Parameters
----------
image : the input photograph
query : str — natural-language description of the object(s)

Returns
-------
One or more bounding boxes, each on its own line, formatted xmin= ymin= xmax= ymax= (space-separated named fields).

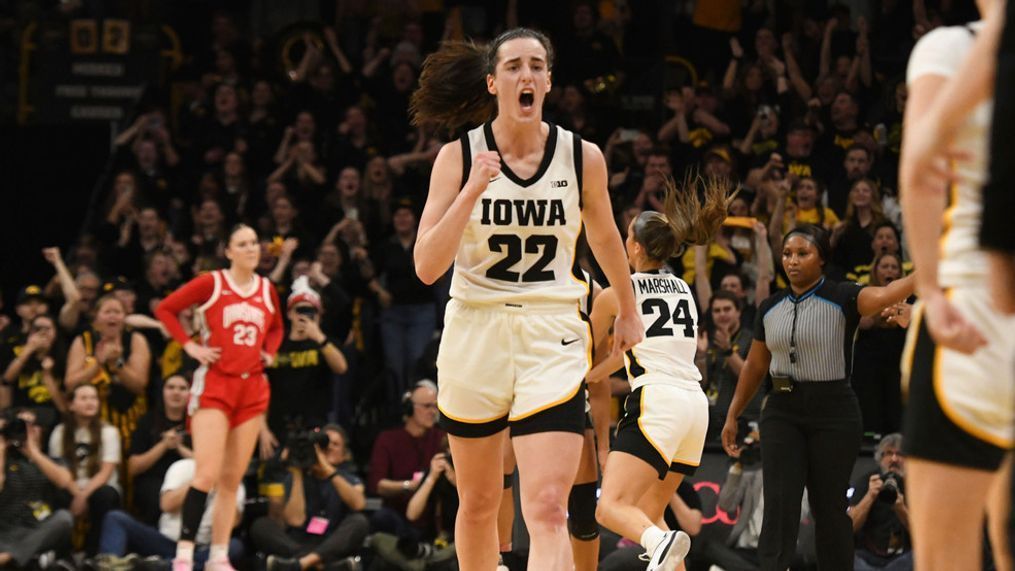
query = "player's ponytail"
xmin=411 ymin=27 xmax=554 ymax=131
xmin=410 ymin=41 xmax=495 ymax=131
xmin=633 ymin=174 xmax=735 ymax=262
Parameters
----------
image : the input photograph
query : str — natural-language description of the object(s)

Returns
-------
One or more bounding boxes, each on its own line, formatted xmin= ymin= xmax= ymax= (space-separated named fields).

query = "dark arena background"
xmin=0 ymin=1 xmax=990 ymax=570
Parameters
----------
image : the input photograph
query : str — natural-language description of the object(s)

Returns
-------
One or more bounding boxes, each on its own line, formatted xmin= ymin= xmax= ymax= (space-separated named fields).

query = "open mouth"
xmin=519 ymin=91 xmax=535 ymax=109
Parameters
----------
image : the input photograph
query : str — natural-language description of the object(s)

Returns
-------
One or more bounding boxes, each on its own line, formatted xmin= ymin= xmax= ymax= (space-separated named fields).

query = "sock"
xmin=179 ymin=487 xmax=210 ymax=542
xmin=639 ymin=526 xmax=666 ymax=554
xmin=175 ymin=542 xmax=195 ymax=562
xmin=209 ymin=545 xmax=228 ymax=562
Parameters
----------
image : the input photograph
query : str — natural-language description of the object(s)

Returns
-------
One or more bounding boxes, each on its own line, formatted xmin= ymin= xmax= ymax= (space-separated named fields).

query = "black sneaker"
xmin=266 ymin=555 xmax=302 ymax=571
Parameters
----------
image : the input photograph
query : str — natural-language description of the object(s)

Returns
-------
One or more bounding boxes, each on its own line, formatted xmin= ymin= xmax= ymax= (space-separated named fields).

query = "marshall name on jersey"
xmin=451 ymin=122 xmax=587 ymax=306
xmin=625 ymin=271 xmax=701 ymax=390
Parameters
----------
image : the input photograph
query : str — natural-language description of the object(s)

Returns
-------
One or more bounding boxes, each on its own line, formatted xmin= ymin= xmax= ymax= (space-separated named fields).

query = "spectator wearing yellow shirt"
xmin=791 ymin=176 xmax=839 ymax=231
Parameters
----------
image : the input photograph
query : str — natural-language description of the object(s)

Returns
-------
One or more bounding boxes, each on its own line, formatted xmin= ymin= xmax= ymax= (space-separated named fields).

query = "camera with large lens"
xmin=877 ymin=471 xmax=902 ymax=504
xmin=287 ymin=427 xmax=329 ymax=469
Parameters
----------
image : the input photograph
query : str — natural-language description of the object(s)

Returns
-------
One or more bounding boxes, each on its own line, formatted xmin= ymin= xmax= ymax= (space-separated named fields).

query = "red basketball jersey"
xmin=157 ymin=270 xmax=284 ymax=377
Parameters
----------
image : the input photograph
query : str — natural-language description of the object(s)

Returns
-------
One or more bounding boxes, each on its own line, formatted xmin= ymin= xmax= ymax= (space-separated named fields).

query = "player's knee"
xmin=191 ymin=465 xmax=221 ymax=490
xmin=567 ymin=482 xmax=600 ymax=541
xmin=458 ymin=485 xmax=501 ymax=520
xmin=524 ymin=483 xmax=569 ymax=528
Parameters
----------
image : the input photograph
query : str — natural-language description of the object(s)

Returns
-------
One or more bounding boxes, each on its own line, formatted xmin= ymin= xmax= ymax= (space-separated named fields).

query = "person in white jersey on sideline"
xmin=409 ymin=27 xmax=643 ymax=570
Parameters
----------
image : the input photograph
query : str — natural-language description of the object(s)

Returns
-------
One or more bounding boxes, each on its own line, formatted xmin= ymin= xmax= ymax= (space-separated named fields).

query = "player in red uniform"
xmin=155 ymin=224 xmax=283 ymax=571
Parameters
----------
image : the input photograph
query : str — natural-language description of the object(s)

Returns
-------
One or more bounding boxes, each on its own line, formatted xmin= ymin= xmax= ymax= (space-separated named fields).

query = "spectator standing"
xmin=374 ymin=200 xmax=435 ymax=392
xmin=2 ymin=314 xmax=67 ymax=429
xmin=64 ymin=295 xmax=151 ymax=452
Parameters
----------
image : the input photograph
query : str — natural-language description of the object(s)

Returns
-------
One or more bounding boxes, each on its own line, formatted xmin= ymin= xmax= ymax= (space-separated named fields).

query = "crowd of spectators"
xmin=1 ymin=0 xmax=976 ymax=569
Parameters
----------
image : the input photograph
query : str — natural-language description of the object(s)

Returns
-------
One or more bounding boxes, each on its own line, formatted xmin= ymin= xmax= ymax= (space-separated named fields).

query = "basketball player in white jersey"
xmin=496 ymin=267 xmax=610 ymax=571
xmin=590 ymin=176 xmax=732 ymax=571
xmin=409 ymin=28 xmax=642 ymax=570
xmin=900 ymin=2 xmax=1013 ymax=568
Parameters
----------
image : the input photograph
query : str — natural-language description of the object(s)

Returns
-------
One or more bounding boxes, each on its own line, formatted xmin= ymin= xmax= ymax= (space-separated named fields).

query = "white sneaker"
xmin=646 ymin=530 xmax=691 ymax=571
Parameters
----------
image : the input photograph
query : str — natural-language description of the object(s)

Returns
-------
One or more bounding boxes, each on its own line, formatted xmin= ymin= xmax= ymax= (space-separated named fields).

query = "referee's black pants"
xmin=757 ymin=381 xmax=862 ymax=571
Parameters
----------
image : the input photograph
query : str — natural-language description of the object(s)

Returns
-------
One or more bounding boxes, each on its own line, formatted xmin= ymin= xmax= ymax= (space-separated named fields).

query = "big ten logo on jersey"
xmin=222 ymin=301 xmax=266 ymax=346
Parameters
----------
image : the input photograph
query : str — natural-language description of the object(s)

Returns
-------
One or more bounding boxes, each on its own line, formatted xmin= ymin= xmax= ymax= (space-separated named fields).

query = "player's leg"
xmin=986 ymin=455 xmax=1013 ymax=571
xmin=175 ymin=407 xmax=229 ymax=566
xmin=498 ymin=433 xmax=516 ymax=561
xmin=636 ymin=470 xmax=683 ymax=531
xmin=513 ymin=430 xmax=583 ymax=570
xmin=570 ymin=428 xmax=600 ymax=571
xmin=907 ymin=459 xmax=993 ymax=571
xmin=449 ymin=431 xmax=508 ymax=570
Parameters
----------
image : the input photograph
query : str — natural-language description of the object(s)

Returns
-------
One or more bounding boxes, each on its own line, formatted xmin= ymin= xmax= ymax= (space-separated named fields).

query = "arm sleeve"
xmin=367 ymin=432 xmax=391 ymax=494
xmin=754 ymin=298 xmax=772 ymax=342
xmin=155 ymin=273 xmax=215 ymax=346
xmin=263 ymin=285 xmax=285 ymax=357
xmin=834 ymin=281 xmax=865 ymax=316
xmin=906 ymin=27 xmax=969 ymax=84
xmin=101 ymin=425 xmax=121 ymax=464
xmin=982 ymin=9 xmax=1015 ymax=252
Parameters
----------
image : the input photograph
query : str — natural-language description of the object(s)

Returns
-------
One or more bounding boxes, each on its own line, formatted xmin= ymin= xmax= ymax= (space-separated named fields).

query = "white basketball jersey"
xmin=624 ymin=270 xmax=702 ymax=390
xmin=450 ymin=122 xmax=587 ymax=306
xmin=907 ymin=22 xmax=992 ymax=288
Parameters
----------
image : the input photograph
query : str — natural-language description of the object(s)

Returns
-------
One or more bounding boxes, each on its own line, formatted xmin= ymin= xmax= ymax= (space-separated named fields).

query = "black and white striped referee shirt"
xmin=755 ymin=277 xmax=865 ymax=382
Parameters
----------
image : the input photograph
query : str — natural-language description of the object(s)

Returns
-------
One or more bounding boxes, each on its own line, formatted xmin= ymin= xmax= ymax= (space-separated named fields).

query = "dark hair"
xmin=227 ymin=223 xmax=256 ymax=245
xmin=410 ymin=27 xmax=554 ymax=130
xmin=62 ymin=384 xmax=103 ymax=479
xmin=709 ymin=289 xmax=742 ymax=312
xmin=782 ymin=224 xmax=832 ymax=263
xmin=873 ymin=220 xmax=899 ymax=239
xmin=869 ymin=252 xmax=904 ymax=287
xmin=632 ymin=174 xmax=734 ymax=262
xmin=845 ymin=143 xmax=870 ymax=159
xmin=792 ymin=176 xmax=827 ymax=227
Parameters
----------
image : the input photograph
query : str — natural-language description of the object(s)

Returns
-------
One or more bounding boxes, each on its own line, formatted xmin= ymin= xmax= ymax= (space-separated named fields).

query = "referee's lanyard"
xmin=788 ymin=277 xmax=825 ymax=366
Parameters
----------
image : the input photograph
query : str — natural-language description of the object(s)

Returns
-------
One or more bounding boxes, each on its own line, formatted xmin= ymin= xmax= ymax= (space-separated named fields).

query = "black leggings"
xmin=249 ymin=514 xmax=369 ymax=563
xmin=757 ymin=381 xmax=862 ymax=571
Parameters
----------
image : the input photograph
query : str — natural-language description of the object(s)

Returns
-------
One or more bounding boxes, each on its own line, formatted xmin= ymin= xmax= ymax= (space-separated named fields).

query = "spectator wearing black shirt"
xmin=1 ymin=315 xmax=67 ymax=430
xmin=251 ymin=425 xmax=368 ymax=571
xmin=746 ymin=122 xmax=829 ymax=191
xmin=263 ymin=279 xmax=349 ymax=449
xmin=127 ymin=374 xmax=192 ymax=526
xmin=374 ymin=201 xmax=435 ymax=390
xmin=722 ymin=225 xmax=914 ymax=570
xmin=831 ymin=178 xmax=887 ymax=276
xmin=555 ymin=1 xmax=621 ymax=87
xmin=820 ymin=90 xmax=862 ymax=166
xmin=852 ymin=253 xmax=910 ymax=436
xmin=195 ymin=83 xmax=246 ymax=169
xmin=333 ymin=106 xmax=382 ymax=172
xmin=828 ymin=143 xmax=876 ymax=219
xmin=0 ymin=414 xmax=75 ymax=568
xmin=848 ymin=434 xmax=912 ymax=570
xmin=700 ymin=291 xmax=757 ymax=439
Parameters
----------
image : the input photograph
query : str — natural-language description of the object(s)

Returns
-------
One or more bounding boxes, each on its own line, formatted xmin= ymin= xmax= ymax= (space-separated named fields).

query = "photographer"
xmin=250 ymin=424 xmax=368 ymax=571
xmin=847 ymin=434 xmax=912 ymax=570
xmin=261 ymin=277 xmax=349 ymax=459
xmin=0 ymin=413 xmax=75 ymax=568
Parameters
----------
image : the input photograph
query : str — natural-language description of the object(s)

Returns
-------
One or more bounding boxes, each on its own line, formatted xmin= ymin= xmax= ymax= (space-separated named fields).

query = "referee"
xmin=721 ymin=225 xmax=915 ymax=570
